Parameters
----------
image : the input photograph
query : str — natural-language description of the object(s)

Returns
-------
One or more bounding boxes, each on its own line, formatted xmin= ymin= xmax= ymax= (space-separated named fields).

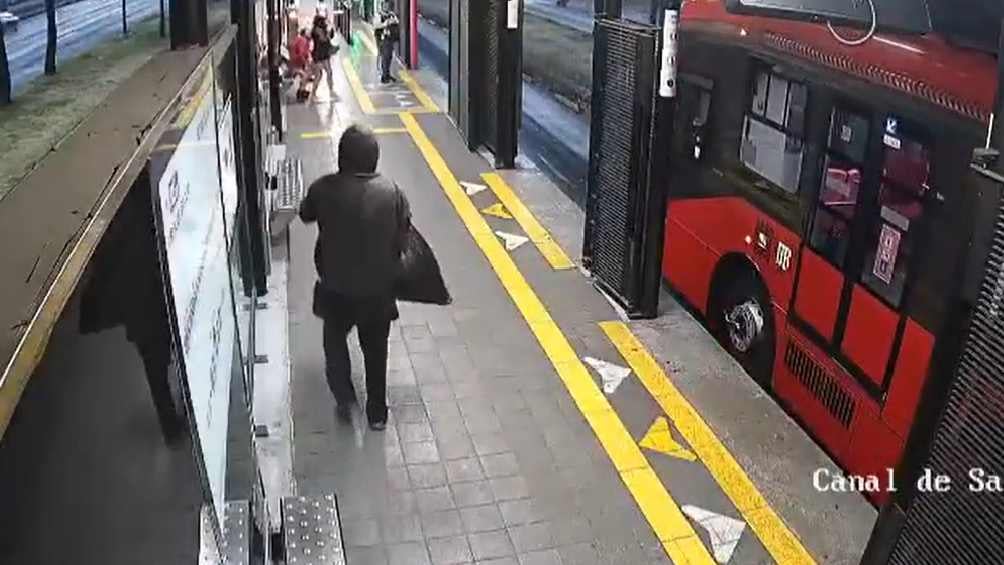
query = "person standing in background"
xmin=374 ymin=1 xmax=399 ymax=84
xmin=308 ymin=12 xmax=337 ymax=103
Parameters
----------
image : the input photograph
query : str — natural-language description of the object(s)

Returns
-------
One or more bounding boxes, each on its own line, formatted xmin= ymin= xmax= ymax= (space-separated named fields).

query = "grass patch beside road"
xmin=0 ymin=17 xmax=165 ymax=201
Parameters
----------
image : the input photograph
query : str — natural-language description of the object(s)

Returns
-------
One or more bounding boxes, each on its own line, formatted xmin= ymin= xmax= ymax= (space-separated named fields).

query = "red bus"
xmin=661 ymin=0 xmax=997 ymax=504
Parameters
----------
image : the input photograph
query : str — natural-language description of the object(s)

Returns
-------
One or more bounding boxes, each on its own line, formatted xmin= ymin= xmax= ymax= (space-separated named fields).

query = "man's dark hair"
xmin=338 ymin=125 xmax=380 ymax=174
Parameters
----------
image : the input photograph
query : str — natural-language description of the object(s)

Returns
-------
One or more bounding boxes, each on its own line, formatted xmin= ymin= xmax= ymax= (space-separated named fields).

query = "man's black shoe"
xmin=368 ymin=420 xmax=387 ymax=431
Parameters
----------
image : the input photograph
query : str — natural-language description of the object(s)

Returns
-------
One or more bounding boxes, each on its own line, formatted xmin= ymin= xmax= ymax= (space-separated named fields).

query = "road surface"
xmin=2 ymin=0 xmax=159 ymax=93
xmin=419 ymin=16 xmax=591 ymax=208
xmin=525 ymin=0 xmax=651 ymax=33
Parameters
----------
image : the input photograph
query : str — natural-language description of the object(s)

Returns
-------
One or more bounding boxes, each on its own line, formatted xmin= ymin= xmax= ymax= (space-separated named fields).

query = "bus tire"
xmin=710 ymin=267 xmax=775 ymax=389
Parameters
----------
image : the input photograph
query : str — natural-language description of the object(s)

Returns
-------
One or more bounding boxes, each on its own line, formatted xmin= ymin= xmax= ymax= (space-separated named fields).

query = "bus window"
xmin=860 ymin=129 xmax=932 ymax=306
xmin=740 ymin=68 xmax=807 ymax=195
xmin=672 ymin=77 xmax=713 ymax=162
xmin=808 ymin=108 xmax=869 ymax=267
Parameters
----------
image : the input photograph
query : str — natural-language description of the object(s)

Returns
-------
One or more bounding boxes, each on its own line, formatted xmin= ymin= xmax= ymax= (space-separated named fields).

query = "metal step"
xmin=281 ymin=494 xmax=346 ymax=564
xmin=270 ymin=156 xmax=304 ymax=238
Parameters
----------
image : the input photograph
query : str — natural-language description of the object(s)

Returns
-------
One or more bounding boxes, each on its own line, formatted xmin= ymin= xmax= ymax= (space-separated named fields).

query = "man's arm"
xmin=299 ymin=182 xmax=318 ymax=223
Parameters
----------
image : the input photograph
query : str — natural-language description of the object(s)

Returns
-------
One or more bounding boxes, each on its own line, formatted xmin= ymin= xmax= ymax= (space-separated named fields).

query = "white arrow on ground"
xmin=582 ymin=356 xmax=631 ymax=394
xmin=461 ymin=181 xmax=487 ymax=196
xmin=681 ymin=505 xmax=747 ymax=564
xmin=495 ymin=231 xmax=529 ymax=251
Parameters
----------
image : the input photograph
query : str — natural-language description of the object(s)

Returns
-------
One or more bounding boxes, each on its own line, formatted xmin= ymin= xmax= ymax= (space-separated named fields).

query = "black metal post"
xmin=265 ymin=0 xmax=282 ymax=138
xmin=0 ymin=18 xmax=10 ymax=105
xmin=170 ymin=0 xmax=209 ymax=48
xmin=159 ymin=0 xmax=166 ymax=37
xmin=594 ymin=0 xmax=622 ymax=19
xmin=495 ymin=0 xmax=521 ymax=169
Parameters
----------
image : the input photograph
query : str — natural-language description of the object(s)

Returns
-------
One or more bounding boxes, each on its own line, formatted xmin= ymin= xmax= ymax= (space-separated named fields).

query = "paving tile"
xmin=453 ymin=380 xmax=490 ymax=399
xmin=489 ymin=476 xmax=530 ymax=502
xmin=429 ymin=535 xmax=474 ymax=565
xmin=388 ymin=385 xmax=422 ymax=406
xmin=498 ymin=499 xmax=544 ymax=527
xmin=468 ymin=530 xmax=516 ymax=561
xmin=451 ymin=480 xmax=496 ymax=508
xmin=421 ymin=383 xmax=456 ymax=402
xmin=517 ymin=549 xmax=562 ymax=565
xmin=555 ymin=543 xmax=601 ymax=565
xmin=472 ymin=432 xmax=510 ymax=456
xmin=380 ymin=513 xmax=424 ymax=544
xmin=550 ymin=516 xmax=594 ymax=546
xmin=404 ymin=441 xmax=441 ymax=465
xmin=387 ymin=541 xmax=431 ymax=565
xmin=416 ymin=486 xmax=457 ymax=514
xmin=344 ymin=517 xmax=382 ymax=547
xmin=460 ymin=504 xmax=505 ymax=533
xmin=480 ymin=453 xmax=519 ymax=478
xmin=421 ymin=509 xmax=465 ymax=540
xmin=509 ymin=522 xmax=555 ymax=554
xmin=393 ymin=404 xmax=430 ymax=424
xmin=346 ymin=545 xmax=390 ymax=565
xmin=432 ymin=414 xmax=469 ymax=437
xmin=445 ymin=457 xmax=486 ymax=484
xmin=465 ymin=412 xmax=503 ymax=435
xmin=409 ymin=463 xmax=448 ymax=489
xmin=400 ymin=421 xmax=436 ymax=443
xmin=384 ymin=489 xmax=417 ymax=515
xmin=387 ymin=466 xmax=411 ymax=491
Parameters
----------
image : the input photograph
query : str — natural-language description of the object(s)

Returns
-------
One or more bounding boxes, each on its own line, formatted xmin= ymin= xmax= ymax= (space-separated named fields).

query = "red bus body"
xmin=662 ymin=0 xmax=997 ymax=504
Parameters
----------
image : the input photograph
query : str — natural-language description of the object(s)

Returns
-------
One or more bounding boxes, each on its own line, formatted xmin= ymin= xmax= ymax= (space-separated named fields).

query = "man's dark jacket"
xmin=298 ymin=132 xmax=411 ymax=299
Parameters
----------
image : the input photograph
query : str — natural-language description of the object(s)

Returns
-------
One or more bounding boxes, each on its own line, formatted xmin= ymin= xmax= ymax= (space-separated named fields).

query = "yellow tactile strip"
xmin=399 ymin=112 xmax=716 ymax=565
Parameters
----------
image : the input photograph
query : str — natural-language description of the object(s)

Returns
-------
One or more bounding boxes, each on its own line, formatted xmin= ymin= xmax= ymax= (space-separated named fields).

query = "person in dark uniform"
xmin=374 ymin=1 xmax=399 ymax=83
xmin=79 ymin=177 xmax=184 ymax=445
xmin=299 ymin=124 xmax=411 ymax=431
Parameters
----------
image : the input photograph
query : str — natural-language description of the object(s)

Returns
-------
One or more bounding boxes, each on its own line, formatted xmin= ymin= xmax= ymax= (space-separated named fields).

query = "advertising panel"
xmin=154 ymin=66 xmax=236 ymax=528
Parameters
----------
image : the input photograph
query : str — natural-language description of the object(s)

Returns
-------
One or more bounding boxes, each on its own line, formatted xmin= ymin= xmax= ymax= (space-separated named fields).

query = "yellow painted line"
xmin=599 ymin=321 xmax=817 ymax=565
xmin=482 ymin=173 xmax=575 ymax=271
xmin=300 ymin=127 xmax=407 ymax=139
xmin=342 ymin=57 xmax=376 ymax=114
xmin=399 ymin=68 xmax=441 ymax=113
xmin=399 ymin=112 xmax=714 ymax=565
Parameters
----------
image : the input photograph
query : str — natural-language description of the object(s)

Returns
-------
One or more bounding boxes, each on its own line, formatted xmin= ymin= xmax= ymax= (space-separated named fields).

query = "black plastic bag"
xmin=395 ymin=224 xmax=451 ymax=305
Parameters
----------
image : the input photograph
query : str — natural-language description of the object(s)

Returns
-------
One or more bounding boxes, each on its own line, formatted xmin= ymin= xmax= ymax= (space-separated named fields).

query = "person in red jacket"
xmin=290 ymin=28 xmax=312 ymax=99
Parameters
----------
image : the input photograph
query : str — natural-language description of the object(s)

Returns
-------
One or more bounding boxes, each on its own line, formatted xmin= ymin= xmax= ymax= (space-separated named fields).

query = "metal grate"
xmin=481 ymin=0 xmax=500 ymax=153
xmin=223 ymin=501 xmax=251 ymax=565
xmin=887 ymin=199 xmax=1004 ymax=563
xmin=785 ymin=341 xmax=856 ymax=428
xmin=586 ymin=20 xmax=658 ymax=314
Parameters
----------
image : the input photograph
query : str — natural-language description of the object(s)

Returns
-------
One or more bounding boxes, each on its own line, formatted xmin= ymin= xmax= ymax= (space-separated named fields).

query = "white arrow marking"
xmin=582 ymin=357 xmax=631 ymax=394
xmin=681 ymin=505 xmax=746 ymax=564
xmin=461 ymin=181 xmax=487 ymax=196
xmin=495 ymin=231 xmax=529 ymax=251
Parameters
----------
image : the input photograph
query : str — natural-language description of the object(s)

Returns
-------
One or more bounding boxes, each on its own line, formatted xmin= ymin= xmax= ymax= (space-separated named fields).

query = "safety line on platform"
xmin=481 ymin=173 xmax=575 ymax=271
xmin=600 ymin=321 xmax=816 ymax=565
xmin=398 ymin=111 xmax=716 ymax=565
xmin=300 ymin=127 xmax=407 ymax=139
xmin=341 ymin=56 xmax=377 ymax=114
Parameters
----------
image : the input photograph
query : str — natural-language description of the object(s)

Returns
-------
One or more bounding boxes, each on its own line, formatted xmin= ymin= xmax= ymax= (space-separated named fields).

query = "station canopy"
xmin=724 ymin=0 xmax=1004 ymax=54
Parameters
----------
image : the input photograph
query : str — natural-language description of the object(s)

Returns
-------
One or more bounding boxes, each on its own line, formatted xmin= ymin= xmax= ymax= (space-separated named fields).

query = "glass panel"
xmin=829 ymin=108 xmax=870 ymax=162
xmin=786 ymin=82 xmax=807 ymax=133
xmin=819 ymin=158 xmax=862 ymax=221
xmin=883 ymin=138 xmax=931 ymax=193
xmin=810 ymin=208 xmax=853 ymax=267
xmin=766 ymin=74 xmax=789 ymax=125
xmin=741 ymin=117 xmax=804 ymax=194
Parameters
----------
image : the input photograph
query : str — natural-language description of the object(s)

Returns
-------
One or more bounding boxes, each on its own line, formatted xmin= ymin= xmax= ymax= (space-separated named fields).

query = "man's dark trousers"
xmin=321 ymin=291 xmax=395 ymax=424
xmin=379 ymin=38 xmax=395 ymax=81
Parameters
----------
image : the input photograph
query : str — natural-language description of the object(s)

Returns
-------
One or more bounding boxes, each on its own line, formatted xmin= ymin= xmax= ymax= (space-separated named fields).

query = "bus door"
xmin=786 ymin=105 xmax=936 ymax=467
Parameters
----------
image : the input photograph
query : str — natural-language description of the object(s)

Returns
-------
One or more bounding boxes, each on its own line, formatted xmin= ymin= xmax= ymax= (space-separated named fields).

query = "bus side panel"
xmin=792 ymin=249 xmax=842 ymax=342
xmin=845 ymin=407 xmax=905 ymax=506
xmin=842 ymin=286 xmax=899 ymax=388
xmin=664 ymin=196 xmax=800 ymax=313
xmin=882 ymin=320 xmax=936 ymax=437
xmin=663 ymin=205 xmax=718 ymax=315
xmin=774 ymin=327 xmax=854 ymax=459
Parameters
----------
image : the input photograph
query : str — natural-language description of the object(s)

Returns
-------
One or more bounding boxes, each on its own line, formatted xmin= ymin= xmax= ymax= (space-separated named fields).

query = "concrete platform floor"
xmin=284 ymin=31 xmax=874 ymax=565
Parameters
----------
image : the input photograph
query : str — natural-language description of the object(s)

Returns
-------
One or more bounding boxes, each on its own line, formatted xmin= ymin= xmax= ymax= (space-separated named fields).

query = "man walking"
xmin=299 ymin=125 xmax=411 ymax=430
xmin=374 ymin=1 xmax=399 ymax=83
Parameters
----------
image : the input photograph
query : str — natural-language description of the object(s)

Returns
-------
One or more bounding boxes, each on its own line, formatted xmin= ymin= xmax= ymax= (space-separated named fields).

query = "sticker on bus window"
xmin=883 ymin=134 xmax=902 ymax=150
xmin=873 ymin=224 xmax=902 ymax=284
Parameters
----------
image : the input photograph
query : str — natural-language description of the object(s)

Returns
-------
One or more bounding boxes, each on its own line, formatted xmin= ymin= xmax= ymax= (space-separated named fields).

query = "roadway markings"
xmin=494 ymin=231 xmax=529 ymax=251
xmin=599 ymin=321 xmax=816 ymax=564
xmin=640 ymin=417 xmax=697 ymax=462
xmin=481 ymin=203 xmax=514 ymax=220
xmin=682 ymin=506 xmax=748 ymax=564
xmin=582 ymin=356 xmax=631 ymax=394
xmin=398 ymin=111 xmax=716 ymax=565
xmin=482 ymin=173 xmax=576 ymax=271
xmin=461 ymin=181 xmax=488 ymax=196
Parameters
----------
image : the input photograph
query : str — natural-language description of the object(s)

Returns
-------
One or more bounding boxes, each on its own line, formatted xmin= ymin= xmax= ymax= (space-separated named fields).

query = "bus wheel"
xmin=711 ymin=270 xmax=775 ymax=388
